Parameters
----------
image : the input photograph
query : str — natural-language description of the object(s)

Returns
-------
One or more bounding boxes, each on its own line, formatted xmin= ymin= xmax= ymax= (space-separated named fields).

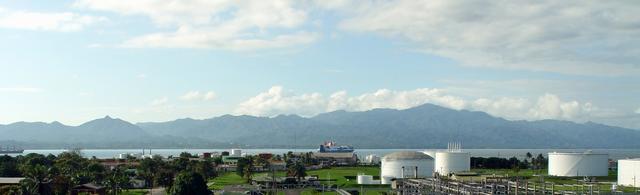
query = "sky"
xmin=0 ymin=0 xmax=639 ymax=129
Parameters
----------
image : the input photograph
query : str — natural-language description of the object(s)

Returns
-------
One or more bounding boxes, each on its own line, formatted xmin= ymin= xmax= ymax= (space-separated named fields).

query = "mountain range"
xmin=2 ymin=104 xmax=640 ymax=149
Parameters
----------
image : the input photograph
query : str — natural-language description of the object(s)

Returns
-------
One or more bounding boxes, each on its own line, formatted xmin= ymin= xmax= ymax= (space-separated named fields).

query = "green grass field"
xmin=209 ymin=172 xmax=248 ymax=190
xmin=119 ymin=189 xmax=148 ymax=195
xmin=306 ymin=166 xmax=381 ymax=187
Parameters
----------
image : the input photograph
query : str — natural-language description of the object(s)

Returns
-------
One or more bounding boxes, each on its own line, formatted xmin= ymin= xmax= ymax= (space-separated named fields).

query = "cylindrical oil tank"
xmin=618 ymin=158 xmax=640 ymax=187
xmin=365 ymin=154 xmax=381 ymax=164
xmin=434 ymin=151 xmax=470 ymax=175
xmin=548 ymin=151 xmax=608 ymax=177
xmin=381 ymin=151 xmax=434 ymax=184
xmin=421 ymin=150 xmax=437 ymax=158
xmin=357 ymin=174 xmax=374 ymax=184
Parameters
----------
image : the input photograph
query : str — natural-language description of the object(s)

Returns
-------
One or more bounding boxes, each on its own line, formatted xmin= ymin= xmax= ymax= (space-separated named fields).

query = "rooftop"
xmin=383 ymin=151 xmax=433 ymax=160
xmin=313 ymin=152 xmax=355 ymax=158
xmin=0 ymin=177 xmax=25 ymax=184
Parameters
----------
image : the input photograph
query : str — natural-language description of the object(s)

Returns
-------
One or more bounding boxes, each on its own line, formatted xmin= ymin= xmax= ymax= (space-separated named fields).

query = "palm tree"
xmin=526 ymin=152 xmax=533 ymax=168
xmin=20 ymin=164 xmax=53 ymax=195
xmin=287 ymin=161 xmax=306 ymax=182
xmin=243 ymin=156 xmax=255 ymax=183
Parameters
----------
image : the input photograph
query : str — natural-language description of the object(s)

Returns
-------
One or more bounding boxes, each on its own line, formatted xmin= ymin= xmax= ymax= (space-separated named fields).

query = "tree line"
xmin=0 ymin=151 xmax=214 ymax=195
xmin=471 ymin=152 xmax=548 ymax=170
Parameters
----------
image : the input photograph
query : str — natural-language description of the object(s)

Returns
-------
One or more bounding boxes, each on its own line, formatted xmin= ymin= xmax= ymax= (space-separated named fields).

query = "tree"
xmin=139 ymin=158 xmax=161 ymax=188
xmin=20 ymin=164 xmax=53 ymax=195
xmin=0 ymin=155 xmax=20 ymax=177
xmin=526 ymin=152 xmax=533 ymax=168
xmin=195 ymin=159 xmax=216 ymax=180
xmin=179 ymin=152 xmax=195 ymax=158
xmin=287 ymin=161 xmax=307 ymax=181
xmin=169 ymin=171 xmax=212 ymax=195
xmin=236 ymin=156 xmax=254 ymax=182
xmin=155 ymin=168 xmax=175 ymax=189
xmin=105 ymin=167 xmax=130 ymax=194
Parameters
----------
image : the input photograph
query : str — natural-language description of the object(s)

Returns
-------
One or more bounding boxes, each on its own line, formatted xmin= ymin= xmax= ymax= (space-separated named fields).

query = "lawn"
xmin=119 ymin=189 xmax=148 ymax=195
xmin=209 ymin=172 xmax=248 ymax=190
xmin=306 ymin=166 xmax=381 ymax=187
xmin=216 ymin=166 xmax=389 ymax=191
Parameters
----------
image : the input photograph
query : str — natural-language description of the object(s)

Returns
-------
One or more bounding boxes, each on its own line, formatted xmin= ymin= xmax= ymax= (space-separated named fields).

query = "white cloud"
xmin=180 ymin=91 xmax=216 ymax=101
xmin=0 ymin=8 xmax=106 ymax=32
xmin=204 ymin=91 xmax=216 ymax=101
xmin=338 ymin=1 xmax=640 ymax=76
xmin=150 ymin=97 xmax=168 ymax=106
xmin=137 ymin=74 xmax=148 ymax=79
xmin=636 ymin=107 xmax=640 ymax=114
xmin=75 ymin=0 xmax=317 ymax=50
xmin=234 ymin=86 xmax=467 ymax=117
xmin=235 ymin=86 xmax=602 ymax=123
xmin=0 ymin=87 xmax=43 ymax=93
xmin=472 ymin=94 xmax=595 ymax=121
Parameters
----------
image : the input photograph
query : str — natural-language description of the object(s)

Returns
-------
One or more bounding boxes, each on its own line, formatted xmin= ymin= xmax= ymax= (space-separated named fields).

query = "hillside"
xmin=2 ymin=104 xmax=640 ymax=149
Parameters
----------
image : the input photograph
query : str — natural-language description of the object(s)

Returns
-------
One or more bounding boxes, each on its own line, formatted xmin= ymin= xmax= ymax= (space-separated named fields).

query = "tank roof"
xmin=619 ymin=158 xmax=640 ymax=162
xmin=548 ymin=151 xmax=607 ymax=155
xmin=383 ymin=151 xmax=434 ymax=160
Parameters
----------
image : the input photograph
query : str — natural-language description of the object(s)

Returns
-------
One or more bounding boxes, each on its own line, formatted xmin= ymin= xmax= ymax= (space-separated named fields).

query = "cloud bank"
xmin=235 ymin=86 xmax=599 ymax=122
xmin=338 ymin=0 xmax=640 ymax=75
xmin=0 ymin=7 xmax=105 ymax=32
xmin=74 ymin=0 xmax=318 ymax=50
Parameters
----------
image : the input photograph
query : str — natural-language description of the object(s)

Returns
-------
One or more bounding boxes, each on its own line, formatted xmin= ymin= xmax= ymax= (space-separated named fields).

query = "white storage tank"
xmin=357 ymin=174 xmax=375 ymax=185
xmin=618 ymin=158 xmax=640 ymax=187
xmin=381 ymin=151 xmax=434 ymax=184
xmin=117 ymin=153 xmax=129 ymax=159
xmin=231 ymin=149 xmax=242 ymax=157
xmin=548 ymin=151 xmax=608 ymax=177
xmin=435 ymin=151 xmax=470 ymax=175
xmin=365 ymin=154 xmax=381 ymax=165
xmin=421 ymin=150 xmax=437 ymax=158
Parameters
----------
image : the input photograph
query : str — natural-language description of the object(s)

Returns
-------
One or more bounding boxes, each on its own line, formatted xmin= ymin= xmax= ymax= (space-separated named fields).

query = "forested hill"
xmin=2 ymin=104 xmax=640 ymax=149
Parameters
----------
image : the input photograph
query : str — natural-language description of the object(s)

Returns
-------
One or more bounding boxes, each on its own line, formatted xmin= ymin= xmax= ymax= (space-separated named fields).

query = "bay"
xmin=6 ymin=148 xmax=640 ymax=160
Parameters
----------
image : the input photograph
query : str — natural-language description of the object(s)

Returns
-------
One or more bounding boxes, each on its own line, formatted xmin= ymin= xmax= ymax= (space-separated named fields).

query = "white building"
xmin=548 ymin=151 xmax=608 ymax=177
xmin=364 ymin=154 xmax=381 ymax=165
xmin=618 ymin=158 xmax=640 ymax=187
xmin=381 ymin=151 xmax=434 ymax=184
xmin=230 ymin=149 xmax=242 ymax=157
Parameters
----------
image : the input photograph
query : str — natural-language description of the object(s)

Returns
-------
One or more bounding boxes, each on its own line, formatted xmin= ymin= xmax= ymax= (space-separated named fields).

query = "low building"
xmin=71 ymin=183 xmax=106 ymax=195
xmin=216 ymin=164 xmax=237 ymax=172
xmin=222 ymin=156 xmax=244 ymax=165
xmin=0 ymin=177 xmax=25 ymax=187
xmin=312 ymin=152 xmax=357 ymax=166
xmin=99 ymin=159 xmax=140 ymax=170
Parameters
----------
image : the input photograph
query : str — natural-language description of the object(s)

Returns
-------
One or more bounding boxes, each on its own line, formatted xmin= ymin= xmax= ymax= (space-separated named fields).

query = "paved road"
xmin=148 ymin=187 xmax=166 ymax=195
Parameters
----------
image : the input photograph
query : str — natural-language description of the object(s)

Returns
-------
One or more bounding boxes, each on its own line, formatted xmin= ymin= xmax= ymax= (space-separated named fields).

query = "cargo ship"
xmin=0 ymin=146 xmax=24 ymax=154
xmin=318 ymin=141 xmax=354 ymax=153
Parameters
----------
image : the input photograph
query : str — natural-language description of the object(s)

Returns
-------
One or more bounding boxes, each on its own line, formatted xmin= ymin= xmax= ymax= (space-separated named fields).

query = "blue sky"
xmin=1 ymin=0 xmax=639 ymax=129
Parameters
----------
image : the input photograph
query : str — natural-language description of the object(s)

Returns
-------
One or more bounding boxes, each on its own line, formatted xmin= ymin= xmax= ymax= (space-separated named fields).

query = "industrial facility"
xmin=434 ymin=142 xmax=470 ymax=176
xmin=548 ymin=151 xmax=608 ymax=177
xmin=380 ymin=151 xmax=434 ymax=184
xmin=364 ymin=154 xmax=381 ymax=165
xmin=618 ymin=158 xmax=640 ymax=187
